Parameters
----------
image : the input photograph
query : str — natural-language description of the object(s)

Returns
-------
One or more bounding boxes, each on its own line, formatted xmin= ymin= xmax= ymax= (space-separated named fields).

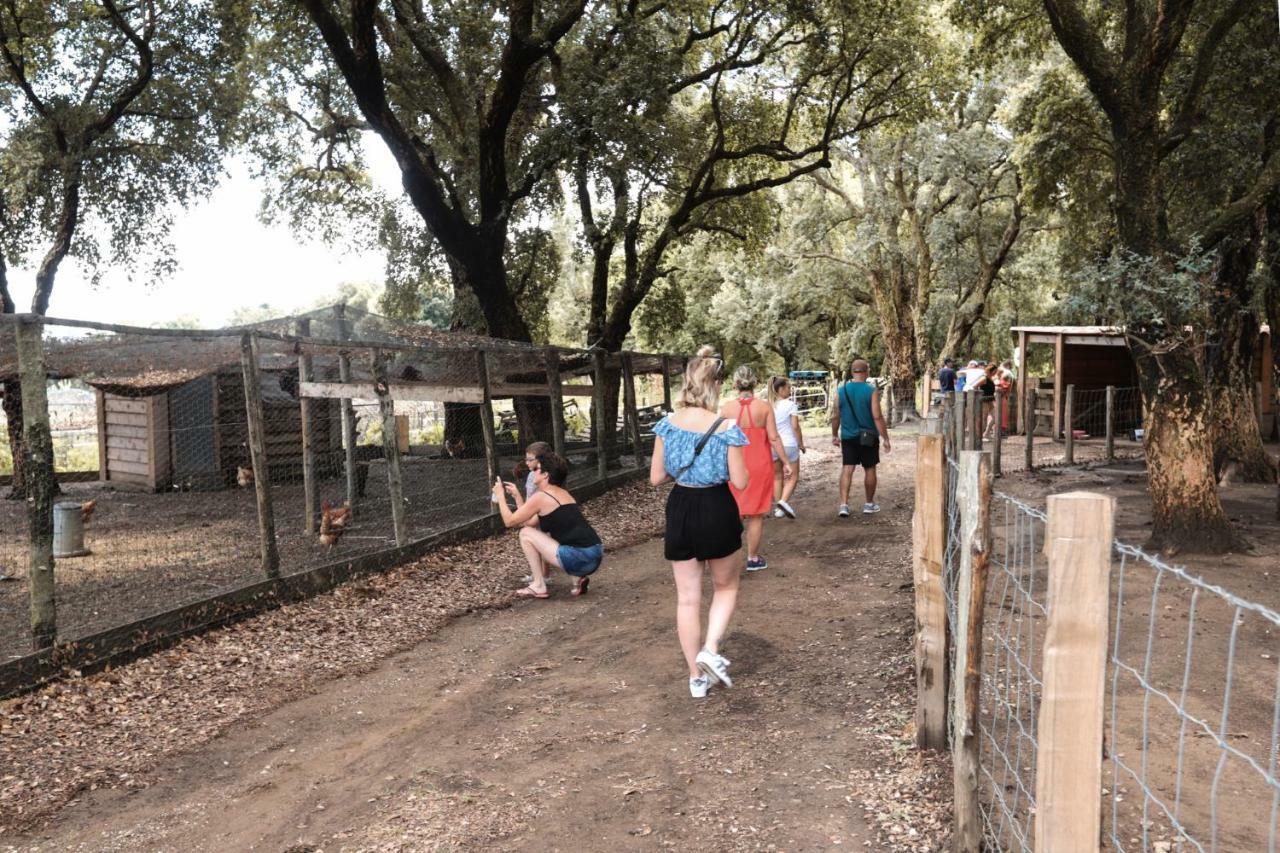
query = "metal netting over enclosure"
xmin=0 ymin=309 xmax=686 ymax=692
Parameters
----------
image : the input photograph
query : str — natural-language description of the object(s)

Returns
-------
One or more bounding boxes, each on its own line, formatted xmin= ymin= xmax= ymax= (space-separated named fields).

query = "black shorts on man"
xmin=840 ymin=437 xmax=879 ymax=468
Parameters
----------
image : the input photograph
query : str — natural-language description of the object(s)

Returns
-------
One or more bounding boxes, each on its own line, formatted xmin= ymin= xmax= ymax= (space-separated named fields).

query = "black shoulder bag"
xmin=674 ymin=416 xmax=726 ymax=481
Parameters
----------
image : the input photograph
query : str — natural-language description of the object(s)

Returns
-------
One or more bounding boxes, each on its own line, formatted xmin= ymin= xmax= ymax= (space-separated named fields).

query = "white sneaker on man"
xmin=689 ymin=675 xmax=711 ymax=698
xmin=773 ymin=507 xmax=786 ymax=519
xmin=863 ymin=503 xmax=881 ymax=514
xmin=777 ymin=500 xmax=796 ymax=519
xmin=838 ymin=503 xmax=850 ymax=517
xmin=696 ymin=649 xmax=733 ymax=688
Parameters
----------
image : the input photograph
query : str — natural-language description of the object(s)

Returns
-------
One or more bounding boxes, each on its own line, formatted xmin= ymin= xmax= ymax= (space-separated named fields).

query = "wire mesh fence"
xmin=931 ymin=416 xmax=1280 ymax=851
xmin=0 ymin=311 xmax=682 ymax=675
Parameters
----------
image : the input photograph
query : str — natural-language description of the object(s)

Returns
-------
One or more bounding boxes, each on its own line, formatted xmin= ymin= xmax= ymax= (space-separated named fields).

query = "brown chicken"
xmin=319 ymin=500 xmax=353 ymax=548
xmin=236 ymin=466 xmax=254 ymax=487
xmin=80 ymin=500 xmax=97 ymax=525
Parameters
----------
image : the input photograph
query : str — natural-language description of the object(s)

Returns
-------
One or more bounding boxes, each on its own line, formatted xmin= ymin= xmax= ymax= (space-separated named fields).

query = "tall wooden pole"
xmin=333 ymin=304 xmax=358 ymax=506
xmin=661 ymin=355 xmax=674 ymax=412
xmin=1035 ymin=491 xmax=1115 ymax=852
xmin=1104 ymin=385 xmax=1116 ymax=462
xmin=592 ymin=349 xmax=609 ymax=483
xmin=14 ymin=319 xmax=57 ymax=649
xmin=296 ymin=317 xmax=318 ymax=534
xmin=951 ymin=450 xmax=992 ymax=853
xmin=239 ymin=333 xmax=280 ymax=578
xmin=373 ymin=351 xmax=408 ymax=546
xmin=1016 ymin=329 xmax=1029 ymax=434
xmin=992 ymin=388 xmax=1003 ymax=477
xmin=1064 ymin=384 xmax=1075 ymax=465
xmin=621 ymin=352 xmax=644 ymax=467
xmin=912 ymin=416 xmax=948 ymax=750
xmin=1024 ymin=380 xmax=1036 ymax=472
xmin=1052 ymin=332 xmax=1065 ymax=440
xmin=476 ymin=350 xmax=500 ymax=501
xmin=545 ymin=348 xmax=566 ymax=458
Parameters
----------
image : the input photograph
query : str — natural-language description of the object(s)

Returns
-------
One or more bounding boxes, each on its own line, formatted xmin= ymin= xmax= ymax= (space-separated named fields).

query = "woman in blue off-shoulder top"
xmin=650 ymin=346 xmax=749 ymax=699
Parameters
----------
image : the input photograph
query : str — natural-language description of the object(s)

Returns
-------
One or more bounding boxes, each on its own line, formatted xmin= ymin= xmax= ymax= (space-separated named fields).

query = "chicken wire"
xmin=938 ymin=424 xmax=1280 ymax=851
xmin=1 ymin=316 xmax=679 ymax=669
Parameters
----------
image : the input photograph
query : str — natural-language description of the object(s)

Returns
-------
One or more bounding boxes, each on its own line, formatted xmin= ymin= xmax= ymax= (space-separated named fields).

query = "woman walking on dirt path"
xmin=651 ymin=346 xmax=750 ymax=699
xmin=769 ymin=376 xmax=805 ymax=519
xmin=720 ymin=366 xmax=791 ymax=572
xmin=493 ymin=451 xmax=603 ymax=599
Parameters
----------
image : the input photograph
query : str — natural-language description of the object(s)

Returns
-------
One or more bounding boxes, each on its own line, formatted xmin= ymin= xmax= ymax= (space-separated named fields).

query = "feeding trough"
xmin=53 ymin=501 xmax=91 ymax=558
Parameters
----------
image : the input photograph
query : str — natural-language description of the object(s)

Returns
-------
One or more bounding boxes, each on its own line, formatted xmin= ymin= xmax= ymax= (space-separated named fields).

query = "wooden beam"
xmin=1105 ymin=385 xmax=1116 ymax=462
xmin=95 ymin=389 xmax=107 ymax=483
xmin=1064 ymin=384 xmax=1075 ymax=464
xmin=621 ymin=352 xmax=645 ymax=467
xmin=334 ymin=304 xmax=359 ymax=508
xmin=476 ymin=351 xmax=500 ymax=515
xmin=373 ymin=352 xmax=407 ymax=546
xmin=1025 ymin=380 xmax=1036 ymax=471
xmin=299 ymin=380 xmax=483 ymax=404
xmin=951 ymin=450 xmax=992 ymax=853
xmin=1052 ymin=332 xmax=1064 ymax=440
xmin=1017 ymin=329 xmax=1029 ymax=434
xmin=992 ymin=388 xmax=1003 ymax=477
xmin=661 ymin=355 xmax=674 ymax=411
xmin=546 ymin=349 xmax=566 ymax=457
xmin=592 ymin=349 xmax=609 ymax=482
xmin=296 ymin=318 xmax=318 ymax=535
xmin=1036 ymin=491 xmax=1115 ymax=852
xmin=239 ymin=333 xmax=280 ymax=579
xmin=912 ymin=415 xmax=947 ymax=750
xmin=489 ymin=381 xmax=595 ymax=398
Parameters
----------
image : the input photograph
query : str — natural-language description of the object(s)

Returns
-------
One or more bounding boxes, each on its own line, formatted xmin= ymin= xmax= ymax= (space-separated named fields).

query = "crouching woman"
xmin=492 ymin=451 xmax=603 ymax=599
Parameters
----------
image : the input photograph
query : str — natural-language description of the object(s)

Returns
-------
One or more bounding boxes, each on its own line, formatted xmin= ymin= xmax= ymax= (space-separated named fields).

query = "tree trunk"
xmin=1209 ymin=309 xmax=1275 ymax=484
xmin=882 ymin=319 xmax=920 ymax=423
xmin=3 ymin=379 xmax=26 ymax=500
xmin=1134 ymin=344 xmax=1240 ymax=553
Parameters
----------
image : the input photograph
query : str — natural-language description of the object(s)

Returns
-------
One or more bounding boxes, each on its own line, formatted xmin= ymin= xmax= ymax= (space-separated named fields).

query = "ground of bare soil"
xmin=1 ymin=435 xmax=950 ymax=851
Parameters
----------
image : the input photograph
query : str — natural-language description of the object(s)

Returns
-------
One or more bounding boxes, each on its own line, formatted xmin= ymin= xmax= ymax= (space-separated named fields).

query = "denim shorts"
xmin=557 ymin=543 xmax=604 ymax=577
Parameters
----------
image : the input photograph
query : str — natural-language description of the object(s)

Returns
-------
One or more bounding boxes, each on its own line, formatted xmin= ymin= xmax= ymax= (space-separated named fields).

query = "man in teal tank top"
xmin=830 ymin=358 xmax=891 ymax=517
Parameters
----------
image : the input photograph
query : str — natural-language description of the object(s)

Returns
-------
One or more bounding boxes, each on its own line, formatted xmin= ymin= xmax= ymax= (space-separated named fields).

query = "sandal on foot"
xmin=571 ymin=576 xmax=590 ymax=597
xmin=516 ymin=585 xmax=550 ymax=599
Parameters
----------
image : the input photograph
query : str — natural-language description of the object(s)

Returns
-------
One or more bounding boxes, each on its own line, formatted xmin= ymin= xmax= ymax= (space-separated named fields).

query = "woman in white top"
xmin=769 ymin=376 xmax=805 ymax=518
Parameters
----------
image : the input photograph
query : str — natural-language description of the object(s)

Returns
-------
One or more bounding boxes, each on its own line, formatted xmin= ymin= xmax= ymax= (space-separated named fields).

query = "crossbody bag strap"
xmin=675 ymin=416 xmax=726 ymax=481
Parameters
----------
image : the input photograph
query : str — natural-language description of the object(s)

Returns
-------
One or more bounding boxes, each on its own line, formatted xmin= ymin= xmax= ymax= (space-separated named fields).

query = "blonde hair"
xmin=677 ymin=345 xmax=723 ymax=411
xmin=732 ymin=364 xmax=757 ymax=392
xmin=767 ymin=375 xmax=789 ymax=404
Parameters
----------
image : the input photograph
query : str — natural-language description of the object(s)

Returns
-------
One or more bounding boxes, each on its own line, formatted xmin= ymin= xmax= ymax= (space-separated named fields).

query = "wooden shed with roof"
xmin=1012 ymin=324 xmax=1276 ymax=439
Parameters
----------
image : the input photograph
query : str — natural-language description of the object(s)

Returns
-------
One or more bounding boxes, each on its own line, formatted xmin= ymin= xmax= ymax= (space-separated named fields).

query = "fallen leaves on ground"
xmin=0 ymin=479 xmax=669 ymax=835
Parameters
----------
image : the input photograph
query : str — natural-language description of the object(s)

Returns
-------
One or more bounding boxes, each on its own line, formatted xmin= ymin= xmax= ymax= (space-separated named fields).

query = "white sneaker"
xmin=863 ymin=503 xmax=881 ymax=514
xmin=689 ymin=675 xmax=711 ymax=698
xmin=838 ymin=504 xmax=850 ymax=517
xmin=777 ymin=500 xmax=796 ymax=519
xmin=696 ymin=649 xmax=733 ymax=688
xmin=773 ymin=507 xmax=786 ymax=519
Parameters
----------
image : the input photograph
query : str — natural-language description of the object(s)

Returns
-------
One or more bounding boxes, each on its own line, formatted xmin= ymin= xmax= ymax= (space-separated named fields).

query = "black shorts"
xmin=664 ymin=483 xmax=744 ymax=562
xmin=841 ymin=437 xmax=880 ymax=468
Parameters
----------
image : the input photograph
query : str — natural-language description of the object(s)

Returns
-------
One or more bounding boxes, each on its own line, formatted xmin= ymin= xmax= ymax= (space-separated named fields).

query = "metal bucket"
xmin=53 ymin=502 xmax=91 ymax=558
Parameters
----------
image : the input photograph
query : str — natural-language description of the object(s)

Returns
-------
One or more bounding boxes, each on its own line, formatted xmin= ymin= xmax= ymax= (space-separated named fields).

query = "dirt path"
xmin=9 ymin=443 xmax=922 ymax=852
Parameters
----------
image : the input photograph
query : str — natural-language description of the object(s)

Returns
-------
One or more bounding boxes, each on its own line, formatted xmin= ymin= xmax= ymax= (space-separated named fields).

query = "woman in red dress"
xmin=721 ymin=366 xmax=791 ymax=571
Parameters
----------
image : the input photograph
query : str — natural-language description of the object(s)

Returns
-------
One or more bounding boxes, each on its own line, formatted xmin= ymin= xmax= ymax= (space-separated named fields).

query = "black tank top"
xmin=539 ymin=492 xmax=601 ymax=548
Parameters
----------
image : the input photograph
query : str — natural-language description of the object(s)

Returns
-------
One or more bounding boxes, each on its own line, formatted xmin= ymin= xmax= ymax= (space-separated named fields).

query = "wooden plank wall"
xmin=102 ymin=394 xmax=157 ymax=488
xmin=216 ymin=369 xmax=341 ymax=478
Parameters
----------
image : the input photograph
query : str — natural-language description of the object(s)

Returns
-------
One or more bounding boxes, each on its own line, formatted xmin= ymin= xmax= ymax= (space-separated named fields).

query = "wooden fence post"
xmin=621 ymin=352 xmax=644 ymax=467
xmin=239 ymin=333 xmax=280 ymax=578
xmin=964 ymin=390 xmax=980 ymax=451
xmin=1025 ymin=381 xmax=1036 ymax=472
xmin=912 ymin=415 xmax=948 ymax=750
xmin=951 ymin=449 xmax=992 ymax=853
xmin=992 ymin=388 xmax=1004 ymax=477
xmin=1035 ymin=491 xmax=1115 ymax=852
xmin=661 ymin=355 xmax=674 ymax=412
xmin=333 ymin=304 xmax=359 ymax=507
xmin=546 ymin=348 xmax=566 ymax=458
xmin=954 ymin=391 xmax=967 ymax=459
xmin=295 ymin=318 xmax=318 ymax=534
xmin=476 ymin=350 xmax=501 ymax=507
xmin=373 ymin=351 xmax=408 ymax=546
xmin=14 ymin=319 xmax=57 ymax=649
xmin=1064 ymin=384 xmax=1075 ymax=465
xmin=592 ymin=349 xmax=609 ymax=483
xmin=1104 ymin=385 xmax=1115 ymax=462
xmin=972 ymin=388 xmax=985 ymax=452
